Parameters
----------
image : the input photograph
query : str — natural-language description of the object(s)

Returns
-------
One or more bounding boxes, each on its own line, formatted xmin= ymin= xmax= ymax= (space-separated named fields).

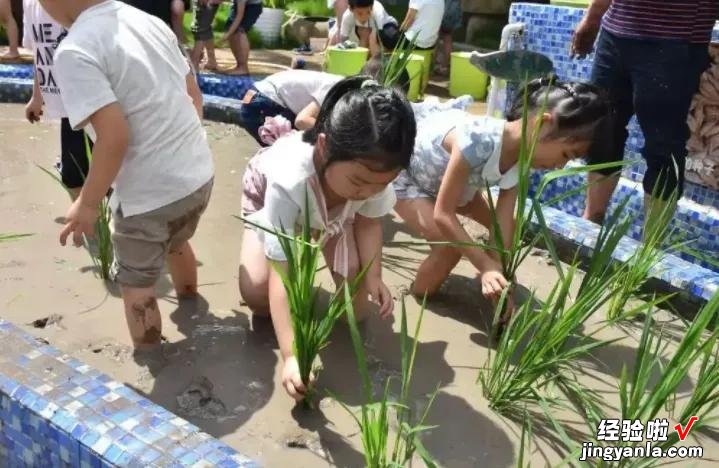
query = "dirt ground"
xmin=1 ymin=104 xmax=717 ymax=467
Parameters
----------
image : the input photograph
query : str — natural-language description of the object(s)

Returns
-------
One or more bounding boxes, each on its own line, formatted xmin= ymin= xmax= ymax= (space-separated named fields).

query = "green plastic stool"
xmin=549 ymin=0 xmax=589 ymax=7
xmin=405 ymin=54 xmax=424 ymax=102
xmin=449 ymin=52 xmax=489 ymax=100
xmin=325 ymin=46 xmax=369 ymax=77
xmin=412 ymin=49 xmax=434 ymax=96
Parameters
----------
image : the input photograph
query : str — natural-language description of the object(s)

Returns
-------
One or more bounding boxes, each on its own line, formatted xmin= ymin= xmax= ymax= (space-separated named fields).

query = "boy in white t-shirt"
xmin=399 ymin=0 xmax=444 ymax=50
xmin=40 ymin=0 xmax=213 ymax=352
xmin=238 ymin=69 xmax=342 ymax=145
xmin=23 ymin=0 xmax=91 ymax=200
xmin=335 ymin=0 xmax=398 ymax=56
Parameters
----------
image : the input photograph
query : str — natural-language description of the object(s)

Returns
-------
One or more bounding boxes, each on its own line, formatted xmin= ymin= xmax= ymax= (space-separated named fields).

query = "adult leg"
xmin=0 ymin=0 xmax=19 ymax=58
xmin=629 ymin=40 xmax=697 ymax=206
xmin=239 ymin=229 xmax=271 ymax=315
xmin=583 ymin=30 xmax=634 ymax=224
xmin=394 ymin=199 xmax=462 ymax=296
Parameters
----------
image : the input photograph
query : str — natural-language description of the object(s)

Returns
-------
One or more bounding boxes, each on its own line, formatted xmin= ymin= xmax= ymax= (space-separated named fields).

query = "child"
xmin=43 ymin=0 xmax=212 ymax=352
xmin=336 ymin=0 xmax=398 ymax=56
xmin=399 ymin=0 xmax=444 ymax=51
xmin=393 ymin=79 xmax=610 ymax=312
xmin=221 ymin=0 xmax=262 ymax=76
xmin=239 ymin=76 xmax=416 ymax=401
xmin=23 ymin=0 xmax=91 ymax=200
xmin=327 ymin=0 xmax=348 ymax=45
xmin=239 ymin=69 xmax=343 ymax=145
xmin=190 ymin=0 xmax=222 ymax=71
xmin=171 ymin=0 xmax=189 ymax=46
xmin=0 ymin=0 xmax=20 ymax=59
xmin=435 ymin=0 xmax=462 ymax=76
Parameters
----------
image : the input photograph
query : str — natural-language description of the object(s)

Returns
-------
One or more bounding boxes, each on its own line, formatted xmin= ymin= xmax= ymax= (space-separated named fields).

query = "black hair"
xmin=359 ymin=56 xmax=411 ymax=94
xmin=349 ymin=0 xmax=374 ymax=8
xmin=507 ymin=78 xmax=611 ymax=144
xmin=303 ymin=75 xmax=416 ymax=172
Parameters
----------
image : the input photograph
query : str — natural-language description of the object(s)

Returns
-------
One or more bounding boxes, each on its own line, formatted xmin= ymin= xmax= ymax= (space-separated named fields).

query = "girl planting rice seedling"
xmin=239 ymin=76 xmax=416 ymax=403
xmin=392 ymin=78 xmax=612 ymax=322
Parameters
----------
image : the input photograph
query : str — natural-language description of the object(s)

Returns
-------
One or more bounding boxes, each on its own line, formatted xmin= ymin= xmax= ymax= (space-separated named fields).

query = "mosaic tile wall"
xmin=509 ymin=3 xmax=719 ymax=274
xmin=0 ymin=320 xmax=257 ymax=467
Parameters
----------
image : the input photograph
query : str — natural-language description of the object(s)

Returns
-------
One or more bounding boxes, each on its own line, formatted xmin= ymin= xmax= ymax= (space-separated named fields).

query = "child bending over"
xmin=44 ymin=0 xmax=211 ymax=351
xmin=221 ymin=0 xmax=262 ymax=76
xmin=239 ymin=76 xmax=416 ymax=401
xmin=393 ymin=80 xmax=610 ymax=315
xmin=336 ymin=0 xmax=399 ymax=55
xmin=239 ymin=70 xmax=343 ymax=145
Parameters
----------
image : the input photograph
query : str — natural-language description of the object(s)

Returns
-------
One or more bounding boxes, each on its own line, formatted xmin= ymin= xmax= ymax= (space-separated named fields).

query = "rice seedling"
xmin=602 ymin=291 xmax=719 ymax=467
xmin=0 ymin=233 xmax=33 ymax=242
xmin=241 ymin=191 xmax=367 ymax=408
xmin=378 ymin=34 xmax=418 ymax=91
xmin=478 ymin=262 xmax=633 ymax=427
xmin=605 ymin=188 xmax=680 ymax=322
xmin=36 ymin=136 xmax=114 ymax=280
xmin=335 ymin=289 xmax=438 ymax=467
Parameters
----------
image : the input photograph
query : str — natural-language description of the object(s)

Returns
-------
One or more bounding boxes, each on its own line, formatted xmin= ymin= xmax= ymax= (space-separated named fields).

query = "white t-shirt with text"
xmin=54 ymin=0 xmax=214 ymax=217
xmin=406 ymin=0 xmax=444 ymax=48
xmin=22 ymin=0 xmax=67 ymax=119
xmin=254 ymin=70 xmax=342 ymax=114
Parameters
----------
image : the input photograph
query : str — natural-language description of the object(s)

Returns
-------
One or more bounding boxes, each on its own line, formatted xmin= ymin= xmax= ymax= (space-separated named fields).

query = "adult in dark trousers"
xmin=572 ymin=0 xmax=718 ymax=224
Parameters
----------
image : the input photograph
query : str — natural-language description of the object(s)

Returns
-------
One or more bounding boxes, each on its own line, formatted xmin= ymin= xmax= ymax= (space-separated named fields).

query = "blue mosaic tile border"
xmin=0 ymin=319 xmax=257 ymax=467
xmin=508 ymin=3 xmax=719 ymax=209
xmin=528 ymin=204 xmax=719 ymax=301
xmin=0 ymin=64 xmax=259 ymax=101
xmin=529 ymin=164 xmax=719 ymax=271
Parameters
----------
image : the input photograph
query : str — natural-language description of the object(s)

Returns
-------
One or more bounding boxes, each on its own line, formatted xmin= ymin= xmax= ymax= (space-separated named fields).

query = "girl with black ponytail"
xmin=393 ymin=78 xmax=611 ymax=306
xmin=239 ymin=76 xmax=416 ymax=402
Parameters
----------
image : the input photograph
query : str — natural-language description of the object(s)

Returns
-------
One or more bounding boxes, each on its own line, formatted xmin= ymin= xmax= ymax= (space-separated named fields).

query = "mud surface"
xmin=1 ymin=104 xmax=717 ymax=467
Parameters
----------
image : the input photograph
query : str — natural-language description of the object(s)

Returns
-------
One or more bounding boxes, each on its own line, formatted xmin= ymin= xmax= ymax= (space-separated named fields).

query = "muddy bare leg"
xmin=168 ymin=241 xmax=198 ymax=298
xmin=122 ymin=286 xmax=162 ymax=350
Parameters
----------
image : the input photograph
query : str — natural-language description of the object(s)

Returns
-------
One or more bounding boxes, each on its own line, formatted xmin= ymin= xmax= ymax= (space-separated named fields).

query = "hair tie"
xmin=361 ymin=79 xmax=379 ymax=89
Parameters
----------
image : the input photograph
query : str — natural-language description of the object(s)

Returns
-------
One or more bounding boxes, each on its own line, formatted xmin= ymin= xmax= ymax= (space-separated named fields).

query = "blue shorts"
xmin=239 ymin=88 xmax=297 ymax=147
xmin=227 ymin=1 xmax=263 ymax=34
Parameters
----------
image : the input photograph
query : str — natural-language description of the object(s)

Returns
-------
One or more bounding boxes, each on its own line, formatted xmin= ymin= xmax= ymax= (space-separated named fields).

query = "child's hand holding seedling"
xmin=479 ymin=260 xmax=509 ymax=300
xmin=282 ymin=355 xmax=316 ymax=402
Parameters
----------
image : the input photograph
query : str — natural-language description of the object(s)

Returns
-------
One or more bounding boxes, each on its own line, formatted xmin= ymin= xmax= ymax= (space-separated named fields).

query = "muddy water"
xmin=1 ymin=104 xmax=717 ymax=467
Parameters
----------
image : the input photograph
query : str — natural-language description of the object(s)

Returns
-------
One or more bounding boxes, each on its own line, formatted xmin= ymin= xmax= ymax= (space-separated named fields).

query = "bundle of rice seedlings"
xmin=378 ymin=34 xmax=418 ymax=91
xmin=336 ymin=290 xmax=438 ymax=468
xmin=478 ymin=264 xmax=628 ymax=425
xmin=242 ymin=191 xmax=366 ymax=408
xmin=611 ymin=291 xmax=719 ymax=467
xmin=36 ymin=136 xmax=113 ymax=280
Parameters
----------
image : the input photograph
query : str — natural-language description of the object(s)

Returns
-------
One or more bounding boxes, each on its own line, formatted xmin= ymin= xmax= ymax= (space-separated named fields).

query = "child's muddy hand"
xmin=25 ymin=97 xmax=43 ymax=123
xmin=480 ymin=269 xmax=509 ymax=300
xmin=282 ymin=356 xmax=314 ymax=401
xmin=60 ymin=200 xmax=98 ymax=248
xmin=366 ymin=277 xmax=394 ymax=318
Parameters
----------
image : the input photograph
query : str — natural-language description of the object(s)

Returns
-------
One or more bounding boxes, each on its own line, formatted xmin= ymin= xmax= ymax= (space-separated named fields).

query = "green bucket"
xmin=412 ymin=49 xmax=434 ymax=96
xmin=325 ymin=46 xmax=369 ymax=77
xmin=405 ymin=54 xmax=424 ymax=102
xmin=549 ymin=0 xmax=589 ymax=8
xmin=449 ymin=52 xmax=489 ymax=100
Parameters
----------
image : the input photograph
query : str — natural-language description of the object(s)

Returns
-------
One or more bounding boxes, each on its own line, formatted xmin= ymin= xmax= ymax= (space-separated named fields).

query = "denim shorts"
xmin=227 ymin=1 xmax=263 ymax=34
xmin=239 ymin=88 xmax=297 ymax=146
